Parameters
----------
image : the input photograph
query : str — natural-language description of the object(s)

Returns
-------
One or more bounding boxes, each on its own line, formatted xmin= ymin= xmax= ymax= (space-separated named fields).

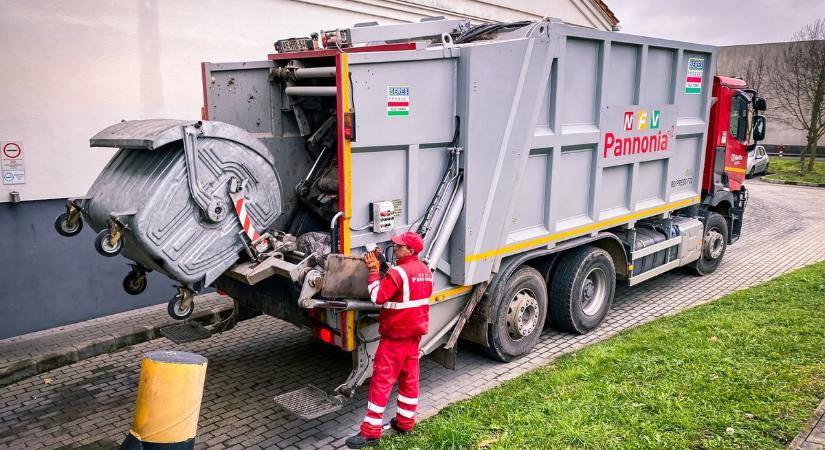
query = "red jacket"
xmin=367 ymin=255 xmax=433 ymax=338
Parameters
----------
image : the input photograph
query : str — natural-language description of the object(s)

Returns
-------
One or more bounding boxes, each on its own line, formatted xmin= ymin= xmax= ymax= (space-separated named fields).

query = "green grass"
xmin=383 ymin=262 xmax=825 ymax=449
xmin=763 ymin=158 xmax=825 ymax=184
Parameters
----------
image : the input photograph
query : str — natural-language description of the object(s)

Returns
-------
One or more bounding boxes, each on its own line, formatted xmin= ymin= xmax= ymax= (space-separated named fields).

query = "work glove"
xmin=364 ymin=249 xmax=381 ymax=274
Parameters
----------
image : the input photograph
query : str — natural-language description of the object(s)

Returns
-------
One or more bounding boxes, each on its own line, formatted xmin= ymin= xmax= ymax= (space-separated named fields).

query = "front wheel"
xmin=485 ymin=266 xmax=548 ymax=362
xmin=689 ymin=212 xmax=728 ymax=276
xmin=548 ymin=246 xmax=616 ymax=334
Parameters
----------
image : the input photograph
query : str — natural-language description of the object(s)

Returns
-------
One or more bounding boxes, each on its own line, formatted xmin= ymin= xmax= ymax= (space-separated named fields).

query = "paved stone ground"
xmin=1 ymin=180 xmax=824 ymax=450
xmin=789 ymin=398 xmax=825 ymax=450
xmin=0 ymin=294 xmax=229 ymax=387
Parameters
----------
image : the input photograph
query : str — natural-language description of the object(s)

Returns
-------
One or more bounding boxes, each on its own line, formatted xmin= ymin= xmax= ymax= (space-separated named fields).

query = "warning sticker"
xmin=2 ymin=141 xmax=26 ymax=185
xmin=387 ymin=86 xmax=410 ymax=117
xmin=685 ymin=57 xmax=704 ymax=95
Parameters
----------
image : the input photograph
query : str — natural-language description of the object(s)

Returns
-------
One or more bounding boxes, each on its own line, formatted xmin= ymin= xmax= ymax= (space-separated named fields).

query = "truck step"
xmin=273 ymin=385 xmax=343 ymax=420
xmin=159 ymin=322 xmax=212 ymax=344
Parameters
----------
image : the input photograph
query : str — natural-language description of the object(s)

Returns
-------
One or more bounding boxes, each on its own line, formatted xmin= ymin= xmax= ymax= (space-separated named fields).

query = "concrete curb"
xmin=787 ymin=398 xmax=825 ymax=449
xmin=0 ymin=305 xmax=233 ymax=388
xmin=761 ymin=177 xmax=825 ymax=188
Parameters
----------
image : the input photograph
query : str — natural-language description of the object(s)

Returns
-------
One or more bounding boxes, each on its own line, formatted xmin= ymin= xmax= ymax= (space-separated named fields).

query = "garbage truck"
xmin=54 ymin=17 xmax=766 ymax=418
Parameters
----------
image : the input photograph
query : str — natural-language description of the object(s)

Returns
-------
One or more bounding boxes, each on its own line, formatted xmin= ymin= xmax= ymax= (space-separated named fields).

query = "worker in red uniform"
xmin=346 ymin=231 xmax=433 ymax=449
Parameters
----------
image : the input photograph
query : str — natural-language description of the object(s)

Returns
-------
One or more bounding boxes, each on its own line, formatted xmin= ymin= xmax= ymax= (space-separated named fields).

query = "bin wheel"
xmin=123 ymin=271 xmax=147 ymax=295
xmin=548 ymin=246 xmax=616 ymax=334
xmin=94 ymin=230 xmax=123 ymax=257
xmin=55 ymin=212 xmax=83 ymax=237
xmin=484 ymin=266 xmax=548 ymax=362
xmin=168 ymin=295 xmax=194 ymax=320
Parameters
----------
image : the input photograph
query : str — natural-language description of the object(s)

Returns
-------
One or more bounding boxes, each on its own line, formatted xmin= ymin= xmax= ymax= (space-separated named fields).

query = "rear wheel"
xmin=548 ymin=246 xmax=616 ymax=334
xmin=485 ymin=266 xmax=548 ymax=362
xmin=689 ymin=212 xmax=728 ymax=276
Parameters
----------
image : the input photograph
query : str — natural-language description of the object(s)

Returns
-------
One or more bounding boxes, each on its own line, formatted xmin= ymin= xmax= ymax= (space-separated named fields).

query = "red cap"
xmin=391 ymin=231 xmax=424 ymax=254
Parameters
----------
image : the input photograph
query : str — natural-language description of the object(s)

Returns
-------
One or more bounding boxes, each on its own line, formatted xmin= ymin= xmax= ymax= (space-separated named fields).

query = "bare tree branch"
xmin=766 ymin=18 xmax=825 ymax=174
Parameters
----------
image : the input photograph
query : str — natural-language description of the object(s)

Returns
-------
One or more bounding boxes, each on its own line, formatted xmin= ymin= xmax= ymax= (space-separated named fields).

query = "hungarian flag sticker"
xmin=387 ymin=86 xmax=410 ymax=117
xmin=685 ymin=58 xmax=704 ymax=94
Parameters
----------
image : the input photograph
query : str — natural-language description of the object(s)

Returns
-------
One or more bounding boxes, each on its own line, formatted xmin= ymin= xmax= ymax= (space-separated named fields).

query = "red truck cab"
xmin=700 ymin=76 xmax=767 ymax=243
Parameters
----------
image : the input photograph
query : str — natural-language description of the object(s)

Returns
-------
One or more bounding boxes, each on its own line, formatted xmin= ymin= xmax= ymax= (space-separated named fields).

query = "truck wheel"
xmin=689 ymin=212 xmax=728 ymax=276
xmin=548 ymin=246 xmax=615 ymax=334
xmin=485 ymin=266 xmax=548 ymax=362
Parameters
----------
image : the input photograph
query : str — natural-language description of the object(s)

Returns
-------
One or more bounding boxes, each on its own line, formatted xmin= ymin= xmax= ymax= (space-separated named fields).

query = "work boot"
xmin=345 ymin=434 xmax=379 ymax=449
xmin=390 ymin=418 xmax=412 ymax=434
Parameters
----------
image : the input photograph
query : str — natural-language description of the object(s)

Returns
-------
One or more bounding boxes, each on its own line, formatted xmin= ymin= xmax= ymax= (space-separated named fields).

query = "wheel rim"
xmin=506 ymin=289 xmax=540 ymax=341
xmin=173 ymin=299 xmax=192 ymax=317
xmin=581 ymin=268 xmax=608 ymax=316
xmin=101 ymin=236 xmax=121 ymax=253
xmin=62 ymin=220 xmax=79 ymax=234
xmin=704 ymin=228 xmax=724 ymax=260
xmin=128 ymin=276 xmax=145 ymax=291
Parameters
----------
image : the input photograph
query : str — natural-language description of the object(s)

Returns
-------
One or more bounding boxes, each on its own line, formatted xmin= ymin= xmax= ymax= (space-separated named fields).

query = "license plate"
xmin=275 ymin=37 xmax=313 ymax=53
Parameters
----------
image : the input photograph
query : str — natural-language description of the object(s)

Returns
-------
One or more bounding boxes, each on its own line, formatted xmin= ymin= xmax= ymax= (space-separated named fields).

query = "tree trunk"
xmin=808 ymin=84 xmax=823 ymax=174
xmin=800 ymin=148 xmax=809 ymax=175
xmin=806 ymin=140 xmax=818 ymax=173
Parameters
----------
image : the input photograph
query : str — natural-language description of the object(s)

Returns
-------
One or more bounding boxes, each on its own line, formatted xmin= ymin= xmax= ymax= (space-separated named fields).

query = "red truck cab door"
xmin=703 ymin=76 xmax=751 ymax=195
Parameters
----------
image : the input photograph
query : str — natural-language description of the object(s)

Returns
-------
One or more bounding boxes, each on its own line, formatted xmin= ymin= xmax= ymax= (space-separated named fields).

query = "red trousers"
xmin=360 ymin=336 xmax=421 ymax=439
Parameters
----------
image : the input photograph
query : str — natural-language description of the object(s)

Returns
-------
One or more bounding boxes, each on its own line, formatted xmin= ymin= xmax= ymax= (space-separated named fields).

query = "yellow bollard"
xmin=120 ymin=351 xmax=208 ymax=450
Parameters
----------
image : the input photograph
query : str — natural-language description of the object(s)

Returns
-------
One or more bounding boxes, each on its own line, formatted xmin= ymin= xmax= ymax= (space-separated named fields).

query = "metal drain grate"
xmin=159 ymin=322 xmax=212 ymax=344
xmin=274 ymin=385 xmax=343 ymax=420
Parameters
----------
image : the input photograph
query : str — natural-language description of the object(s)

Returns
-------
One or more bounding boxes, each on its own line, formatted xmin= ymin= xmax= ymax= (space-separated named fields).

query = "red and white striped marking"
xmin=234 ymin=196 xmax=260 ymax=242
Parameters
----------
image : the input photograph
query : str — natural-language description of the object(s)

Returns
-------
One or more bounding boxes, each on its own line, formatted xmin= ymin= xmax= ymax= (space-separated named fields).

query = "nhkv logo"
xmin=606 ymin=109 xmax=670 ymax=159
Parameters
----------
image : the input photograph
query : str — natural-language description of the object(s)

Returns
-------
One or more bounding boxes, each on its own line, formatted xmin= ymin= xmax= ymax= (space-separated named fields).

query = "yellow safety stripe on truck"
xmin=465 ymin=196 xmax=701 ymax=263
xmin=724 ymin=166 xmax=747 ymax=174
xmin=340 ymin=52 xmax=353 ymax=256
xmin=338 ymin=53 xmax=357 ymax=352
xmin=430 ymin=285 xmax=474 ymax=304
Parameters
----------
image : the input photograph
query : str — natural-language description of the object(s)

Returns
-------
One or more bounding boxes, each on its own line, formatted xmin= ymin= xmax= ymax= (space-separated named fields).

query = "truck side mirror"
xmin=753 ymin=115 xmax=766 ymax=142
xmin=754 ymin=97 xmax=767 ymax=111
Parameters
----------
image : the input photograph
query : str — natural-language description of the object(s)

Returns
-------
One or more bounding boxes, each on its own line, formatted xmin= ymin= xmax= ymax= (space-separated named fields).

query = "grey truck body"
xmin=75 ymin=18 xmax=718 ymax=412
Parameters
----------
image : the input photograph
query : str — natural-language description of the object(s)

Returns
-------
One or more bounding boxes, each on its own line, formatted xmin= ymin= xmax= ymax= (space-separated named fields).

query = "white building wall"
xmin=0 ymin=0 xmax=612 ymax=203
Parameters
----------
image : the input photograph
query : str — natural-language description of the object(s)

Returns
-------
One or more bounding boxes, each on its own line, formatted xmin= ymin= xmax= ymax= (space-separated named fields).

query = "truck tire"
xmin=485 ymin=266 xmax=548 ymax=362
xmin=548 ymin=246 xmax=615 ymax=334
xmin=689 ymin=212 xmax=728 ymax=276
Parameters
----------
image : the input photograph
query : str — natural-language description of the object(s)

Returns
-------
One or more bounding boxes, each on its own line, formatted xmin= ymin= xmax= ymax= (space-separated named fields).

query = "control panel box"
xmin=371 ymin=201 xmax=396 ymax=233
